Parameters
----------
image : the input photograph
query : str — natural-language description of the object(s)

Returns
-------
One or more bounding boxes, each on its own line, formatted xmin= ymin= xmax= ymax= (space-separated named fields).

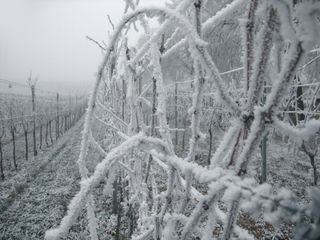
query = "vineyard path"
xmin=0 ymin=120 xmax=83 ymax=240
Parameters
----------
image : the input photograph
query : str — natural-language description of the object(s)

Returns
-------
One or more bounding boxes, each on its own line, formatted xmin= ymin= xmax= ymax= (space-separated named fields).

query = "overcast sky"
xmin=0 ymin=0 xmax=165 ymax=96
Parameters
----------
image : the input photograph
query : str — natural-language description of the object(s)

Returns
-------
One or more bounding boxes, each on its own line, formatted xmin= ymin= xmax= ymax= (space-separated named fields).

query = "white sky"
xmin=0 ymin=0 xmax=165 ymax=95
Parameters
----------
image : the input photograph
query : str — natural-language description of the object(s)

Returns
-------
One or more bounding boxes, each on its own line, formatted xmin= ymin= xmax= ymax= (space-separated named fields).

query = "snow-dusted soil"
xmin=0 ymin=121 xmax=83 ymax=240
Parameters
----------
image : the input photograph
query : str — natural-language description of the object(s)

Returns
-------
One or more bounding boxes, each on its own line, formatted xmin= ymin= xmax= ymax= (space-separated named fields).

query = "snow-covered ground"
xmin=0 ymin=121 xmax=83 ymax=239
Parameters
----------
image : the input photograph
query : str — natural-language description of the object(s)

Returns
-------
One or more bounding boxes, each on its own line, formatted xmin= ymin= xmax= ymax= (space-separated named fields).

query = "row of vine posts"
xmin=0 ymin=76 xmax=87 ymax=180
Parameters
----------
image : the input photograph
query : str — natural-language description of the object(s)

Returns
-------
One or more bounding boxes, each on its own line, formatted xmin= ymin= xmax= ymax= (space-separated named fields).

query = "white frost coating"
xmin=73 ymin=6 xmax=162 ymax=218
xmin=120 ymin=7 xmax=239 ymax=117
xmin=87 ymin=195 xmax=98 ymax=240
xmin=273 ymin=118 xmax=320 ymax=145
xmin=123 ymin=0 xmax=151 ymax=43
xmin=77 ymin=64 xmax=100 ymax=240
xmin=245 ymin=4 xmax=277 ymax=113
xmin=150 ymin=42 xmax=174 ymax=153
xmin=294 ymin=2 xmax=320 ymax=51
xmin=270 ymin=0 xmax=295 ymax=40
xmin=180 ymin=182 xmax=225 ymax=240
xmin=45 ymin=133 xmax=158 ymax=239
xmin=162 ymin=217 xmax=178 ymax=240
xmin=234 ymin=226 xmax=255 ymax=240
xmin=116 ymin=38 xmax=129 ymax=92
xmin=202 ymin=209 xmax=217 ymax=240
xmin=151 ymin=154 xmax=203 ymax=200
xmin=137 ymin=96 xmax=152 ymax=109
xmin=196 ymin=46 xmax=241 ymax=115
xmin=103 ymin=166 xmax=117 ymax=196
xmin=185 ymin=43 xmax=205 ymax=163
xmin=137 ymin=81 xmax=153 ymax=100
xmin=162 ymin=38 xmax=187 ymax=60
xmin=123 ymin=0 xmax=134 ymax=13
xmin=222 ymin=184 xmax=242 ymax=204
xmin=129 ymin=0 xmax=195 ymax=66
xmin=263 ymin=41 xmax=303 ymax=111
xmin=210 ymin=121 xmax=242 ymax=168
xmin=202 ymin=0 xmax=246 ymax=33
xmin=235 ymin=107 xmax=264 ymax=173
xmin=163 ymin=0 xmax=246 ymax=61
xmin=164 ymin=28 xmax=180 ymax=50
xmin=180 ymin=7 xmax=207 ymax=213
xmin=45 ymin=229 xmax=60 ymax=240
xmin=149 ymin=43 xmax=179 ymax=239
xmin=271 ymin=0 xmax=320 ymax=50
xmin=235 ymin=41 xmax=304 ymax=173
xmin=97 ymin=101 xmax=129 ymax=128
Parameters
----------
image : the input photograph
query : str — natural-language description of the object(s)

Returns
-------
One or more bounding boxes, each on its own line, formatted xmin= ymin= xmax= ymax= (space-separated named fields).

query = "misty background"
xmin=0 ymin=0 xmax=164 ymax=96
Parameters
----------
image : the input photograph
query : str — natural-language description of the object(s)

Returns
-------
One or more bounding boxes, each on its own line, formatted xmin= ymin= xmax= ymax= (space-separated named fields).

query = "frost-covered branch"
xmin=273 ymin=118 xmax=320 ymax=145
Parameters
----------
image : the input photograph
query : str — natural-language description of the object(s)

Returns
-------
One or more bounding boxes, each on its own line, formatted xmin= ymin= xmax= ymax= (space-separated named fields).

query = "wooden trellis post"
xmin=28 ymin=73 xmax=38 ymax=157
xmin=56 ymin=93 xmax=60 ymax=139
